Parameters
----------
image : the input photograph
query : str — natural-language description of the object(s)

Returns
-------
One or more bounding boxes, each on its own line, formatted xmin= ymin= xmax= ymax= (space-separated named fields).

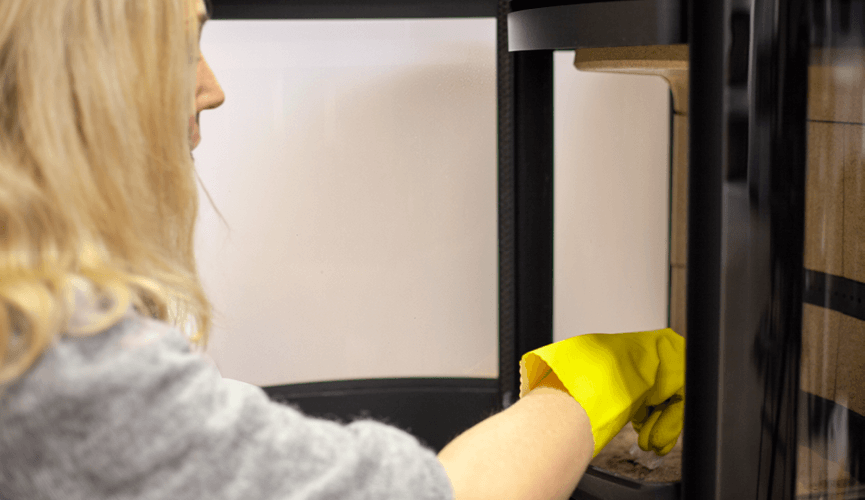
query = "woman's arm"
xmin=436 ymin=374 xmax=593 ymax=500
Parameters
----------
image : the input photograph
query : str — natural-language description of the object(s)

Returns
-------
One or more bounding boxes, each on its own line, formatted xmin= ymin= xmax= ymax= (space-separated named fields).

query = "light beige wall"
xmin=569 ymin=45 xmax=687 ymax=338
xmin=553 ymin=51 xmax=671 ymax=340
xmin=193 ymin=20 xmax=671 ymax=387
xmin=194 ymin=19 xmax=500 ymax=386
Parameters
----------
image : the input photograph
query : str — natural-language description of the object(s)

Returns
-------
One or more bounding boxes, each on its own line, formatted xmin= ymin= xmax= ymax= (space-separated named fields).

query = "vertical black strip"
xmin=500 ymin=6 xmax=555 ymax=410
xmin=683 ymin=0 xmax=724 ymax=498
xmin=513 ymin=50 xmax=555 ymax=390
xmin=752 ymin=0 xmax=808 ymax=497
xmin=497 ymin=0 xmax=516 ymax=411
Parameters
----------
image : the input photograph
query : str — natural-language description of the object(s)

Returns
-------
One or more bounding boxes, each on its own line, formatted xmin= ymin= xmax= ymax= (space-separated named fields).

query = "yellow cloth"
xmin=519 ymin=328 xmax=685 ymax=458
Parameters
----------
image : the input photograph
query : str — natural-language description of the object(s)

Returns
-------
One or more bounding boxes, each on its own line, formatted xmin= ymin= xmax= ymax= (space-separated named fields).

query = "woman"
xmin=0 ymin=1 xmax=684 ymax=499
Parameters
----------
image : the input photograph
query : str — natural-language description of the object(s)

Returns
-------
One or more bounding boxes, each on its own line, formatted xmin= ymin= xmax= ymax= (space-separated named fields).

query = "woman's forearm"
xmin=436 ymin=384 xmax=594 ymax=500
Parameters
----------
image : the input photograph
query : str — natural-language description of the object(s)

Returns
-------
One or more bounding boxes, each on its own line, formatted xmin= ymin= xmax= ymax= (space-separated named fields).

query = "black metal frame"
xmin=496 ymin=6 xmax=556 ymax=411
xmin=211 ymin=0 xmax=496 ymax=18
xmin=685 ymin=0 xmax=810 ymax=498
xmin=261 ymin=377 xmax=499 ymax=452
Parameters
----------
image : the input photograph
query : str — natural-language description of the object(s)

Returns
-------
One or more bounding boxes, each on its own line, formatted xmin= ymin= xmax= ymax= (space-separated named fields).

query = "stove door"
xmin=684 ymin=0 xmax=810 ymax=498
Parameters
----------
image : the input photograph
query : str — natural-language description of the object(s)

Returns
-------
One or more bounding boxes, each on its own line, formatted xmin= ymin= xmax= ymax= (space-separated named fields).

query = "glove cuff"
xmin=521 ymin=349 xmax=642 ymax=458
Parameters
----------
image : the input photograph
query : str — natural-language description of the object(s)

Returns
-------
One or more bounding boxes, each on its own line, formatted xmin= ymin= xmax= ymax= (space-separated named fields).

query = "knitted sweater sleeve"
xmin=0 ymin=313 xmax=454 ymax=500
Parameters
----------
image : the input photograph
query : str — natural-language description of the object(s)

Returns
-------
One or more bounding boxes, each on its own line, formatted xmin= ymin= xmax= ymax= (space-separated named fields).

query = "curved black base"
xmin=262 ymin=377 xmax=500 ymax=453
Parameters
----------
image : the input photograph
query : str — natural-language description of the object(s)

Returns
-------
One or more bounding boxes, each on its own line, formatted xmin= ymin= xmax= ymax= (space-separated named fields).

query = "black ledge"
xmin=261 ymin=377 xmax=500 ymax=453
xmin=210 ymin=0 xmax=497 ymax=19
xmin=508 ymin=0 xmax=685 ymax=52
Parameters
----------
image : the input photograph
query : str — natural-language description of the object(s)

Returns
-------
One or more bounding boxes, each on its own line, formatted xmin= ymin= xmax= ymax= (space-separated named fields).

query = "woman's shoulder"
xmin=56 ymin=277 xmax=201 ymax=363
xmin=1 ymin=292 xmax=209 ymax=416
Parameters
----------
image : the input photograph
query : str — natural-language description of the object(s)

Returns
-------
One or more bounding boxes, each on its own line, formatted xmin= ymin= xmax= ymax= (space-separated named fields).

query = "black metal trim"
xmin=803 ymin=270 xmax=865 ymax=322
xmin=210 ymin=0 xmax=497 ymax=19
xmin=498 ymin=4 xmax=555 ymax=411
xmin=750 ymin=0 xmax=810 ymax=496
xmin=510 ymin=0 xmax=626 ymax=12
xmin=497 ymin=0 xmax=516 ymax=412
xmin=261 ymin=377 xmax=499 ymax=453
xmin=574 ymin=466 xmax=680 ymax=499
xmin=507 ymin=1 xmax=684 ymax=51
xmin=512 ymin=49 xmax=555 ymax=396
xmin=683 ymin=0 xmax=725 ymax=494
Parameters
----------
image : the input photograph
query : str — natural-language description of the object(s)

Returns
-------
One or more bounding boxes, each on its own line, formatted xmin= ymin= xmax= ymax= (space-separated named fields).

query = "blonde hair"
xmin=0 ymin=0 xmax=220 ymax=385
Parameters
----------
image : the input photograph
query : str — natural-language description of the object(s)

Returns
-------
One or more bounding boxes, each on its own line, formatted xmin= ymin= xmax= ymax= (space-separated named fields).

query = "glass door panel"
xmin=191 ymin=18 xmax=498 ymax=386
xmin=798 ymin=1 xmax=865 ymax=496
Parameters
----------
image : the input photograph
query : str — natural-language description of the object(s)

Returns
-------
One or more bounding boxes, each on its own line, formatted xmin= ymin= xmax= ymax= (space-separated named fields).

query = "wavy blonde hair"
xmin=0 ymin=0 xmax=219 ymax=386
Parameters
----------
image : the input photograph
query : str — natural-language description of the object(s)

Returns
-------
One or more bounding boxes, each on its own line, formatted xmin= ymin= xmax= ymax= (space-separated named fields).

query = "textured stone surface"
xmin=809 ymin=48 xmax=865 ymax=124
xmin=796 ymin=444 xmax=858 ymax=495
xmin=804 ymin=121 xmax=845 ymax=276
xmin=835 ymin=314 xmax=865 ymax=417
xmin=589 ymin=422 xmax=682 ymax=484
xmin=800 ymin=303 xmax=841 ymax=403
xmin=670 ymin=114 xmax=688 ymax=269
xmin=844 ymin=124 xmax=865 ymax=284
xmin=573 ymin=44 xmax=688 ymax=112
xmin=669 ymin=265 xmax=686 ymax=338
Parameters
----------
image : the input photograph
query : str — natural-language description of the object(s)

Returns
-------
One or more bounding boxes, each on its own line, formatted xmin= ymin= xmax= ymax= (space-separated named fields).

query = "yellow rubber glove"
xmin=519 ymin=328 xmax=685 ymax=458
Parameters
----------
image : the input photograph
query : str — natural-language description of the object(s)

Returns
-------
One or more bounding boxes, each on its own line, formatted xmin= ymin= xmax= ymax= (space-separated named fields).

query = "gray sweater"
xmin=0 ymin=304 xmax=454 ymax=500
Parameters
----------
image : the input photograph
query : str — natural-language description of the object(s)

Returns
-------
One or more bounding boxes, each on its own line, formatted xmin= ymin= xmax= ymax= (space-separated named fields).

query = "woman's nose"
xmin=196 ymin=56 xmax=225 ymax=113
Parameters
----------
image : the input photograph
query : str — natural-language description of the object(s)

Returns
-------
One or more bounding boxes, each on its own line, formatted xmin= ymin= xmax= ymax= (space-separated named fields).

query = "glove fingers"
xmin=631 ymin=405 xmax=650 ymax=433
xmin=644 ymin=334 xmax=685 ymax=406
xmin=636 ymin=406 xmax=663 ymax=452
xmin=658 ymin=439 xmax=676 ymax=456
xmin=647 ymin=397 xmax=684 ymax=456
